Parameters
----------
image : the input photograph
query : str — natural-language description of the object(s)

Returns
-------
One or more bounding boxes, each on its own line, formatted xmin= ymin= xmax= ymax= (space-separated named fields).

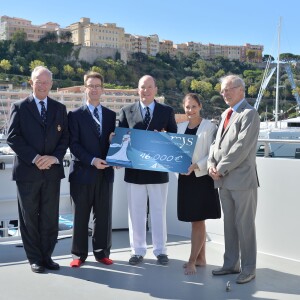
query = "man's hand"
xmin=208 ymin=166 xmax=222 ymax=180
xmin=109 ymin=132 xmax=115 ymax=144
xmin=35 ymin=155 xmax=57 ymax=170
xmin=93 ymin=158 xmax=109 ymax=169
xmin=181 ymin=163 xmax=199 ymax=176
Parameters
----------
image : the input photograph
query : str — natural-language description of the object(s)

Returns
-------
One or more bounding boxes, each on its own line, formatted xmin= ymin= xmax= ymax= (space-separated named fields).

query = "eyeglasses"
xmin=220 ymin=86 xmax=240 ymax=95
xmin=86 ymin=84 xmax=102 ymax=89
xmin=34 ymin=81 xmax=52 ymax=86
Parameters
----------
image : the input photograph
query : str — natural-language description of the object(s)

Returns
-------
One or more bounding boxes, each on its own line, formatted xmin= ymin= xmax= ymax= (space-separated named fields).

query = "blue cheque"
xmin=106 ymin=127 xmax=197 ymax=173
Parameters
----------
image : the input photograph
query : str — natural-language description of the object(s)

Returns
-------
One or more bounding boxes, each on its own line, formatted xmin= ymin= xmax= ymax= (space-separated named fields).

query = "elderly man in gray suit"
xmin=208 ymin=74 xmax=260 ymax=284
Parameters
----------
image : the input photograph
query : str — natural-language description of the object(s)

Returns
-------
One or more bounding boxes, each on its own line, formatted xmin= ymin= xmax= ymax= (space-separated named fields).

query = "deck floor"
xmin=1 ymin=230 xmax=300 ymax=300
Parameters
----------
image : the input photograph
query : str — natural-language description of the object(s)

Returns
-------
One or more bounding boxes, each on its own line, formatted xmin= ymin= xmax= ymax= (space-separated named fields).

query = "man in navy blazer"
xmin=118 ymin=75 xmax=177 ymax=266
xmin=7 ymin=66 xmax=69 ymax=273
xmin=68 ymin=71 xmax=116 ymax=268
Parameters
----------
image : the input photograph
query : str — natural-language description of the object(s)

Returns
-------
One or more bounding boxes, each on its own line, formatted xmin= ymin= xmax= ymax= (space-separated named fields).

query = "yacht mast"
xmin=275 ymin=17 xmax=281 ymax=128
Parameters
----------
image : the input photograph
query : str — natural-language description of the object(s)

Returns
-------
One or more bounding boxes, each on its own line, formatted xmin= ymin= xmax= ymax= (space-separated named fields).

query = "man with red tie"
xmin=208 ymin=75 xmax=260 ymax=284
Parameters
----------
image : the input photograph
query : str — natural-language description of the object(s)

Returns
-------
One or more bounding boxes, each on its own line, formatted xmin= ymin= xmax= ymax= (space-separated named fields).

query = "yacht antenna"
xmin=275 ymin=17 xmax=281 ymax=128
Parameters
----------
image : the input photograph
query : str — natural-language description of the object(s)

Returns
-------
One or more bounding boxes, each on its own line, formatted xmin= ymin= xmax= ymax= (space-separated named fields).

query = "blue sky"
xmin=1 ymin=0 xmax=299 ymax=58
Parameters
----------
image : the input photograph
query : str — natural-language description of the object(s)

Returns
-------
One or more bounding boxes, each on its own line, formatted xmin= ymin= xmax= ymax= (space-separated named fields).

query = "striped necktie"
xmin=40 ymin=101 xmax=47 ymax=125
xmin=93 ymin=107 xmax=101 ymax=136
xmin=144 ymin=107 xmax=151 ymax=127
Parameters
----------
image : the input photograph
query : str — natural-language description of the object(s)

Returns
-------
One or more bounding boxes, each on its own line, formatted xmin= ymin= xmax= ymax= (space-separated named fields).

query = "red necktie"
xmin=223 ymin=108 xmax=233 ymax=129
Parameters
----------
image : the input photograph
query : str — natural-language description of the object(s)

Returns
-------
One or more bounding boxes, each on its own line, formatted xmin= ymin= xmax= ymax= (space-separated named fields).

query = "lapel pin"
xmin=57 ymin=125 xmax=61 ymax=132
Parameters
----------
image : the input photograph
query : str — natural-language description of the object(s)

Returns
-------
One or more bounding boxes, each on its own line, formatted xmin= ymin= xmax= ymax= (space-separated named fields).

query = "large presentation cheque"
xmin=106 ymin=127 xmax=197 ymax=173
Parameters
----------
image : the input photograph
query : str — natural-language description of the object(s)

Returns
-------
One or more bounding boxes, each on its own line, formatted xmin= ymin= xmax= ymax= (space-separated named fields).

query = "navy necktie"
xmin=144 ymin=107 xmax=151 ymax=127
xmin=40 ymin=101 xmax=47 ymax=125
xmin=93 ymin=107 xmax=101 ymax=136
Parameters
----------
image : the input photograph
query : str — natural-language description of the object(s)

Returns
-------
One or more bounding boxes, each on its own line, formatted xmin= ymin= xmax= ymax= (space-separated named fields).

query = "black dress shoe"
xmin=212 ymin=267 xmax=240 ymax=275
xmin=31 ymin=263 xmax=45 ymax=273
xmin=44 ymin=259 xmax=60 ymax=270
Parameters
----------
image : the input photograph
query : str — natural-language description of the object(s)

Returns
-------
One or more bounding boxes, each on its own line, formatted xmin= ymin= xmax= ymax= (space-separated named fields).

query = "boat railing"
xmin=257 ymin=138 xmax=300 ymax=157
xmin=2 ymin=139 xmax=300 ymax=262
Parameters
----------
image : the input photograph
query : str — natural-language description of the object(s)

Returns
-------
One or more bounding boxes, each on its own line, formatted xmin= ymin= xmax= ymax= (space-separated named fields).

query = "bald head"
xmin=138 ymin=75 xmax=157 ymax=106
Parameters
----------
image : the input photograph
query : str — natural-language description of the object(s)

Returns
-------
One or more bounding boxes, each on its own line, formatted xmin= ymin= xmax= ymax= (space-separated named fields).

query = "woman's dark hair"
xmin=182 ymin=93 xmax=202 ymax=106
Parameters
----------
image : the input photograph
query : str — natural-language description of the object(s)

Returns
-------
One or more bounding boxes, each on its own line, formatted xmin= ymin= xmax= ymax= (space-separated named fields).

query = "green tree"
xmin=106 ymin=69 xmax=116 ymax=83
xmin=165 ymin=78 xmax=177 ymax=90
xmin=210 ymin=95 xmax=225 ymax=108
xmin=29 ymin=60 xmax=46 ymax=71
xmin=39 ymin=31 xmax=58 ymax=43
xmin=91 ymin=66 xmax=105 ymax=75
xmin=248 ymin=85 xmax=258 ymax=98
xmin=76 ymin=67 xmax=85 ymax=78
xmin=8 ymin=31 xmax=28 ymax=57
xmin=215 ymin=69 xmax=225 ymax=79
xmin=263 ymin=90 xmax=271 ymax=98
xmin=11 ymin=30 xmax=27 ymax=43
xmin=50 ymin=66 xmax=59 ymax=78
xmin=156 ymin=79 xmax=165 ymax=92
xmin=214 ymin=82 xmax=221 ymax=94
xmin=60 ymin=31 xmax=72 ymax=42
xmin=190 ymin=80 xmax=213 ymax=99
xmin=180 ymin=76 xmax=193 ymax=93
xmin=0 ymin=59 xmax=12 ymax=73
xmin=246 ymin=50 xmax=257 ymax=62
xmin=63 ymin=64 xmax=75 ymax=78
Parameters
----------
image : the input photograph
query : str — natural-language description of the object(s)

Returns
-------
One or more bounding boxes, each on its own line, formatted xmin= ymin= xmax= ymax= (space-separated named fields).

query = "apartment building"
xmin=67 ymin=17 xmax=125 ymax=49
xmin=220 ymin=44 xmax=242 ymax=60
xmin=0 ymin=15 xmax=263 ymax=63
xmin=0 ymin=86 xmax=165 ymax=132
xmin=242 ymin=43 xmax=264 ymax=63
xmin=186 ymin=42 xmax=210 ymax=59
xmin=147 ymin=34 xmax=160 ymax=56
xmin=0 ymin=15 xmax=66 ymax=42
xmin=67 ymin=18 xmax=160 ymax=57
xmin=173 ymin=43 xmax=189 ymax=56
xmin=160 ymin=40 xmax=263 ymax=63
xmin=131 ymin=35 xmax=148 ymax=54
xmin=159 ymin=40 xmax=175 ymax=55
xmin=123 ymin=34 xmax=159 ymax=56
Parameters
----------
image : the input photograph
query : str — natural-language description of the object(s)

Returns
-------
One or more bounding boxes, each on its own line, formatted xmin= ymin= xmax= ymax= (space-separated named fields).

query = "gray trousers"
xmin=219 ymin=187 xmax=257 ymax=274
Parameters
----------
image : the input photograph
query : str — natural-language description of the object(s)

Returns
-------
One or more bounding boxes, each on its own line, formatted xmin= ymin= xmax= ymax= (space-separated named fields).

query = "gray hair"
xmin=31 ymin=66 xmax=53 ymax=81
xmin=220 ymin=74 xmax=245 ymax=90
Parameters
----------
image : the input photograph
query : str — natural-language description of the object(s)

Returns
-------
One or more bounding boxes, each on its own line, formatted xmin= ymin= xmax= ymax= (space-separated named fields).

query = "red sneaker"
xmin=97 ymin=257 xmax=113 ymax=265
xmin=70 ymin=259 xmax=84 ymax=268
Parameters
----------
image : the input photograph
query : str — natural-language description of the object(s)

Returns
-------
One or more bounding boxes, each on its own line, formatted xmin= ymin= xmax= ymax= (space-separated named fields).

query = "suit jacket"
xmin=207 ymin=99 xmax=260 ymax=190
xmin=7 ymin=95 xmax=69 ymax=181
xmin=68 ymin=104 xmax=116 ymax=184
xmin=118 ymin=100 xmax=177 ymax=184
xmin=177 ymin=119 xmax=217 ymax=177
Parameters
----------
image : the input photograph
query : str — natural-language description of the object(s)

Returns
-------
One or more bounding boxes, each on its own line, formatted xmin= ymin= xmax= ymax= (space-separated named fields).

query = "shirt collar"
xmin=140 ymin=100 xmax=155 ymax=111
xmin=33 ymin=94 xmax=48 ymax=108
xmin=232 ymin=98 xmax=244 ymax=112
xmin=87 ymin=103 xmax=102 ymax=113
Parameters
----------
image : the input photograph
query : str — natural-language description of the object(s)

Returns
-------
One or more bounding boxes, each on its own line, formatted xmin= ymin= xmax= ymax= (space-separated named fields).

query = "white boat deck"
xmin=1 ymin=230 xmax=300 ymax=300
xmin=1 ymin=153 xmax=300 ymax=299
